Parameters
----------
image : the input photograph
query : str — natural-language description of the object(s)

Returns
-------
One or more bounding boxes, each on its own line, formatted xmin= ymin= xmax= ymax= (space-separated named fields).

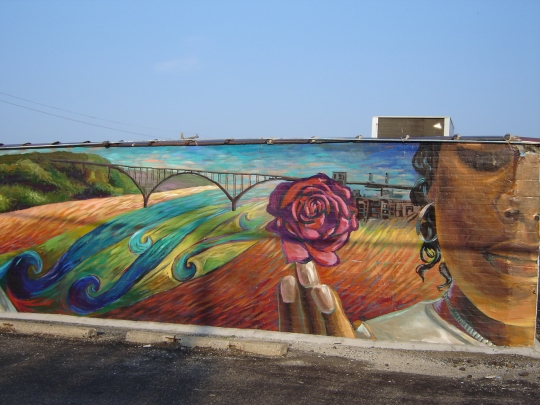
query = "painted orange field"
xmin=0 ymin=191 xmax=445 ymax=332
xmin=103 ymin=218 xmax=444 ymax=331
xmin=0 ymin=187 xmax=215 ymax=254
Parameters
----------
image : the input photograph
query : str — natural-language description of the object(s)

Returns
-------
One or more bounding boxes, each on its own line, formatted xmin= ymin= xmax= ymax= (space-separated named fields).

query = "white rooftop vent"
xmin=371 ymin=116 xmax=454 ymax=138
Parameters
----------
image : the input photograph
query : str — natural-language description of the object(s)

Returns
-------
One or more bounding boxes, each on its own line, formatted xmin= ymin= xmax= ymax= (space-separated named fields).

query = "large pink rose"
xmin=266 ymin=173 xmax=358 ymax=267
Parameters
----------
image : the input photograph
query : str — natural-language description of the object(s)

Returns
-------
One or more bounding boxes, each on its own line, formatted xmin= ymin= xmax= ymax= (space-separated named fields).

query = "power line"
xmin=0 ymin=91 xmax=179 ymax=133
xmin=0 ymin=99 xmax=159 ymax=139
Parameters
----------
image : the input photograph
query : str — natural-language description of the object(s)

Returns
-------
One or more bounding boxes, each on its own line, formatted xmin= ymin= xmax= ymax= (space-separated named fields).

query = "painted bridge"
xmin=52 ymin=159 xmax=298 ymax=210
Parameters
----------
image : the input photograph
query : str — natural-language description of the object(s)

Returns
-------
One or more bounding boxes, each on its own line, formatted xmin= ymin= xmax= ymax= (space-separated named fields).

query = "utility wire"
xmin=0 ymin=99 xmax=158 ymax=139
xmin=0 ymin=91 xmax=179 ymax=133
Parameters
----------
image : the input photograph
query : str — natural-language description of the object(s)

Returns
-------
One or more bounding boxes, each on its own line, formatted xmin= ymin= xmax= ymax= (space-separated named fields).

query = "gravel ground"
xmin=292 ymin=340 xmax=540 ymax=381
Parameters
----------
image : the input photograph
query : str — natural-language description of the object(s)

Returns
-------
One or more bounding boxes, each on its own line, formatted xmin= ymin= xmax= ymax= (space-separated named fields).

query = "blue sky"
xmin=0 ymin=0 xmax=539 ymax=144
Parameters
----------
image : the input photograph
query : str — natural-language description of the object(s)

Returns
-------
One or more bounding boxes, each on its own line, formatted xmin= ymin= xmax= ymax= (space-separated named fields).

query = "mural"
xmin=0 ymin=141 xmax=538 ymax=347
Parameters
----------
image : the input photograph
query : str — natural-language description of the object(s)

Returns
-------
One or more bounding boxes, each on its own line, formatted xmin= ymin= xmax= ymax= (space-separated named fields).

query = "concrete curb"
xmin=1 ymin=312 xmax=540 ymax=359
xmin=0 ymin=319 xmax=97 ymax=339
xmin=125 ymin=331 xmax=178 ymax=344
xmin=226 ymin=340 xmax=288 ymax=357
xmin=125 ymin=331 xmax=288 ymax=356
xmin=177 ymin=336 xmax=231 ymax=351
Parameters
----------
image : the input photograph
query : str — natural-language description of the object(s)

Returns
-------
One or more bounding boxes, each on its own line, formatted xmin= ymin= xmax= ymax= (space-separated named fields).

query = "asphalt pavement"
xmin=0 ymin=332 xmax=539 ymax=405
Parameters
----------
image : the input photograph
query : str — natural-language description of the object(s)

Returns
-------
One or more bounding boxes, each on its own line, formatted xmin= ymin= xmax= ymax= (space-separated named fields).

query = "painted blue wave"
xmin=66 ymin=206 xmax=230 ymax=315
xmin=128 ymin=227 xmax=154 ymax=254
xmin=5 ymin=189 xmax=227 ymax=300
xmin=4 ymin=251 xmax=43 ymax=295
xmin=172 ymin=212 xmax=266 ymax=282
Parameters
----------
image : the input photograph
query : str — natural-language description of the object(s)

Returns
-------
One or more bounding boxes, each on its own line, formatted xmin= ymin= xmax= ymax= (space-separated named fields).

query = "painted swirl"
xmin=5 ymin=190 xmax=224 ymax=300
xmin=172 ymin=212 xmax=266 ymax=281
xmin=128 ymin=227 xmax=154 ymax=254
xmin=66 ymin=206 xmax=230 ymax=314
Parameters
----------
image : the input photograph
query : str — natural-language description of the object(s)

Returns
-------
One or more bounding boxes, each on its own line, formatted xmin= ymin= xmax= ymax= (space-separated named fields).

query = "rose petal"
xmin=266 ymin=173 xmax=357 ymax=267
xmin=291 ymin=196 xmax=310 ymax=222
xmin=265 ymin=218 xmax=279 ymax=234
xmin=302 ymin=198 xmax=319 ymax=220
xmin=289 ymin=218 xmax=323 ymax=241
xmin=301 ymin=212 xmax=326 ymax=230
xmin=304 ymin=244 xmax=339 ymax=267
xmin=310 ymin=232 xmax=350 ymax=252
xmin=267 ymin=182 xmax=293 ymax=215
xmin=281 ymin=174 xmax=331 ymax=207
xmin=296 ymin=225 xmax=322 ymax=240
xmin=334 ymin=215 xmax=353 ymax=235
xmin=281 ymin=238 xmax=310 ymax=263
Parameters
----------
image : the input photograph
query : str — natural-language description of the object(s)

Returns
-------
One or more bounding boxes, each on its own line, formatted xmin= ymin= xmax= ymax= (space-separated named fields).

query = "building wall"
xmin=0 ymin=140 xmax=538 ymax=347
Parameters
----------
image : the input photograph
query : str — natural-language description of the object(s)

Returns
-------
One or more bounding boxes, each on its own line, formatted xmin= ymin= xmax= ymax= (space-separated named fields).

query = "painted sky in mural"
xmin=2 ymin=142 xmax=419 ymax=199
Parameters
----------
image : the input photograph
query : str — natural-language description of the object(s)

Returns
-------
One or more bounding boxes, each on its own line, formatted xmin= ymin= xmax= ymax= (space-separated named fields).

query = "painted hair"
xmin=410 ymin=142 xmax=452 ymax=290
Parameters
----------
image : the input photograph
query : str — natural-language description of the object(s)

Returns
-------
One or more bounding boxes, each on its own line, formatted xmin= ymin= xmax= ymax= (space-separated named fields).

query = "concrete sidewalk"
xmin=1 ymin=311 xmax=539 ymax=359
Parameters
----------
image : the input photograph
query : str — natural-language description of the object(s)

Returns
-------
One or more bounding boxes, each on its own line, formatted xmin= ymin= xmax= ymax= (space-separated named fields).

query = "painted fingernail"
xmin=311 ymin=285 xmax=335 ymax=314
xmin=296 ymin=261 xmax=320 ymax=287
xmin=280 ymin=275 xmax=297 ymax=303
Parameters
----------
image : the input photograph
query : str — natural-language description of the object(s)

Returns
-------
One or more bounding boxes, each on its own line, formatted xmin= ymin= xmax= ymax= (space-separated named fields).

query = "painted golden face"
xmin=431 ymin=143 xmax=539 ymax=327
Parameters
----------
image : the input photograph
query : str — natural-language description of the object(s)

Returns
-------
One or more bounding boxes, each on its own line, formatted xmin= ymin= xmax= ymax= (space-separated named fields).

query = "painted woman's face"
xmin=431 ymin=143 xmax=539 ymax=327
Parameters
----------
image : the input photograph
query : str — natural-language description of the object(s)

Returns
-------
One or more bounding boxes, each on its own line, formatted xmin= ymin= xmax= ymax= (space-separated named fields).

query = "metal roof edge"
xmin=1 ymin=136 xmax=539 ymax=150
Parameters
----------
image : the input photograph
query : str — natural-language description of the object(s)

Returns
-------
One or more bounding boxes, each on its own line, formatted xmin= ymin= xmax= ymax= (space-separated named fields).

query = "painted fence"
xmin=0 ymin=139 xmax=538 ymax=347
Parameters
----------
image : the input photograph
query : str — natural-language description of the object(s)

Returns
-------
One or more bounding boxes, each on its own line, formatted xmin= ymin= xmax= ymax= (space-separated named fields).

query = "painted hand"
xmin=278 ymin=261 xmax=357 ymax=338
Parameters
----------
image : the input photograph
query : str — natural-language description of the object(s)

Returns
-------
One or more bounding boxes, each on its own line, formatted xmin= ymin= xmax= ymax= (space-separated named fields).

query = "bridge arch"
xmin=143 ymin=172 xmax=292 ymax=210
xmin=50 ymin=159 xmax=297 ymax=211
xmin=229 ymin=178 xmax=287 ymax=210
xmin=145 ymin=172 xmax=235 ymax=208
xmin=107 ymin=166 xmax=151 ymax=207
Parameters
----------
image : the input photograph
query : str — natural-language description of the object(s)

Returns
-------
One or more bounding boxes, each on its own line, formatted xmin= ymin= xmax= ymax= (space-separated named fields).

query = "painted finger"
xmin=296 ymin=261 xmax=320 ymax=287
xmin=311 ymin=285 xmax=357 ymax=338
xmin=278 ymin=275 xmax=308 ymax=333
xmin=295 ymin=262 xmax=326 ymax=335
